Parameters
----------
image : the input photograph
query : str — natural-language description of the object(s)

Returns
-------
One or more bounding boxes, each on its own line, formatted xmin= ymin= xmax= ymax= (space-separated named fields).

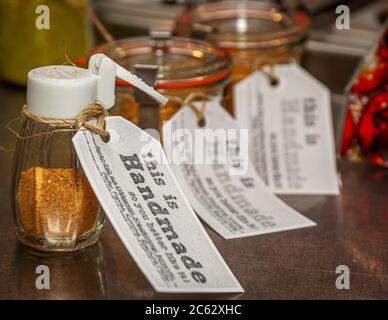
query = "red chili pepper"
xmin=357 ymin=91 xmax=388 ymax=166
xmin=378 ymin=46 xmax=388 ymax=63
xmin=340 ymin=109 xmax=355 ymax=156
xmin=368 ymin=153 xmax=386 ymax=166
xmin=351 ymin=60 xmax=388 ymax=95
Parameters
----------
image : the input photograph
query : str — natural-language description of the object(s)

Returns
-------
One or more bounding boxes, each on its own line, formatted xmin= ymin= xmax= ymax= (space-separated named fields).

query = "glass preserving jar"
xmin=176 ymin=1 xmax=310 ymax=85
xmin=92 ymin=35 xmax=232 ymax=128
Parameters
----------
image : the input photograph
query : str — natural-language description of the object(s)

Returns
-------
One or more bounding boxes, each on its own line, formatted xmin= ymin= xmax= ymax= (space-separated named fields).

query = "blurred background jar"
xmin=91 ymin=33 xmax=232 ymax=130
xmin=0 ymin=0 xmax=93 ymax=86
xmin=175 ymin=0 xmax=310 ymax=85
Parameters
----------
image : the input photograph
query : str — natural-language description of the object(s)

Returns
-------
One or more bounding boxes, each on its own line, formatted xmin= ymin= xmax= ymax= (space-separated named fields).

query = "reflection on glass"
xmin=13 ymin=242 xmax=107 ymax=299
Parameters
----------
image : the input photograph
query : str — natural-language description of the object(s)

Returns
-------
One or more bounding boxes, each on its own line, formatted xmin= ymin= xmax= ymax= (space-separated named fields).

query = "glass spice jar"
xmin=91 ymin=35 xmax=232 ymax=127
xmin=175 ymin=1 xmax=310 ymax=111
xmin=12 ymin=55 xmax=166 ymax=252
xmin=12 ymin=66 xmax=105 ymax=252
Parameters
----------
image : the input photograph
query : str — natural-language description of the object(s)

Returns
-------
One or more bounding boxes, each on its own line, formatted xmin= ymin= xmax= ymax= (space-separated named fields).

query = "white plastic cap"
xmin=26 ymin=54 xmax=168 ymax=119
xmin=27 ymin=65 xmax=98 ymax=119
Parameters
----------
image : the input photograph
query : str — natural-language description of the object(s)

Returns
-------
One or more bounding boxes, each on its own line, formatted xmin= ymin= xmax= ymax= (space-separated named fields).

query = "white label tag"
xmin=162 ymin=101 xmax=316 ymax=239
xmin=73 ymin=117 xmax=243 ymax=293
xmin=234 ymin=64 xmax=340 ymax=195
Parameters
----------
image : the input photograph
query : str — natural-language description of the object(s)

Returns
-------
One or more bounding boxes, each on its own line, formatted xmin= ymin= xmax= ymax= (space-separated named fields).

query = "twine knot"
xmin=72 ymin=103 xmax=111 ymax=142
xmin=234 ymin=56 xmax=282 ymax=86
xmin=168 ymin=92 xmax=210 ymax=127
xmin=8 ymin=102 xmax=111 ymax=142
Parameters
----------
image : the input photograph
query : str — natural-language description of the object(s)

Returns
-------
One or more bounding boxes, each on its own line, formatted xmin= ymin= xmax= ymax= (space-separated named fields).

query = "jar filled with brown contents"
xmin=12 ymin=65 xmax=105 ymax=252
xmin=175 ymin=1 xmax=310 ymax=112
xmin=14 ymin=145 xmax=102 ymax=252
xmin=12 ymin=56 xmax=167 ymax=252
xmin=92 ymin=34 xmax=232 ymax=128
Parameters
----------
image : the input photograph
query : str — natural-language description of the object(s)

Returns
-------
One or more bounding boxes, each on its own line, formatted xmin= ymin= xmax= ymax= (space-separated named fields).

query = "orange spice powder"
xmin=17 ymin=167 xmax=100 ymax=239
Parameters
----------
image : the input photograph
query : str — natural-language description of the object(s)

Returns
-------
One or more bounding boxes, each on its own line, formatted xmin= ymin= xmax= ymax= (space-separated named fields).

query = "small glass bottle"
xmin=12 ymin=55 xmax=166 ymax=252
xmin=12 ymin=66 xmax=105 ymax=252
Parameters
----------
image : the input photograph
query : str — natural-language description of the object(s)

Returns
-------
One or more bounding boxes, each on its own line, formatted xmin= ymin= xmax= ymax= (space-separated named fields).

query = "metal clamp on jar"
xmin=90 ymin=30 xmax=233 ymax=130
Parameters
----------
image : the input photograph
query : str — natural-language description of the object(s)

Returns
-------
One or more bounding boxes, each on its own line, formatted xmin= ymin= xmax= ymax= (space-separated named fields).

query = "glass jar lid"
xmin=94 ymin=36 xmax=231 ymax=89
xmin=184 ymin=1 xmax=310 ymax=50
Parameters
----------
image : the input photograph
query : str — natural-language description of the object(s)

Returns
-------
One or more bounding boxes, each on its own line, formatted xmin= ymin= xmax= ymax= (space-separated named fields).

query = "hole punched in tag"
xmin=198 ymin=117 xmax=206 ymax=128
xmin=185 ymin=93 xmax=209 ymax=128
xmin=260 ymin=64 xmax=280 ymax=88
xmin=269 ymin=76 xmax=280 ymax=87
xmin=234 ymin=57 xmax=282 ymax=88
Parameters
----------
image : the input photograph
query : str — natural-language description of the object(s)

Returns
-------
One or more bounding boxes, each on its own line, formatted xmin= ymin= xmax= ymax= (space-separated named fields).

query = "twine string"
xmin=234 ymin=56 xmax=284 ymax=86
xmin=63 ymin=53 xmax=77 ymax=67
xmin=72 ymin=103 xmax=111 ymax=141
xmin=66 ymin=0 xmax=114 ymax=43
xmin=258 ymin=64 xmax=279 ymax=86
xmin=167 ymin=92 xmax=210 ymax=127
xmin=6 ymin=102 xmax=111 ymax=142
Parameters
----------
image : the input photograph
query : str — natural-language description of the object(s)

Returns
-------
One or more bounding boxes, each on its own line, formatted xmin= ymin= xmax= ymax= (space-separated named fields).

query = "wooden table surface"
xmin=1 ymin=51 xmax=388 ymax=299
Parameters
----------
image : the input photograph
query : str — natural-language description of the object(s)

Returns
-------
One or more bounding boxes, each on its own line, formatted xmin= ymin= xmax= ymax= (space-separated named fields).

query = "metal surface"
xmin=1 ymin=50 xmax=388 ymax=299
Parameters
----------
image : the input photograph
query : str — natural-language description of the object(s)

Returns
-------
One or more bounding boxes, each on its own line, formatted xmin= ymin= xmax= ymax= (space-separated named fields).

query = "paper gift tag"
xmin=162 ymin=100 xmax=316 ymax=239
xmin=234 ymin=64 xmax=340 ymax=195
xmin=73 ymin=116 xmax=243 ymax=293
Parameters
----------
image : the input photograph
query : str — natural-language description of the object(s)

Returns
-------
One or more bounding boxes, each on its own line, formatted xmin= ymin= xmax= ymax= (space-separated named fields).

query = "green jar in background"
xmin=0 ymin=0 xmax=92 ymax=85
